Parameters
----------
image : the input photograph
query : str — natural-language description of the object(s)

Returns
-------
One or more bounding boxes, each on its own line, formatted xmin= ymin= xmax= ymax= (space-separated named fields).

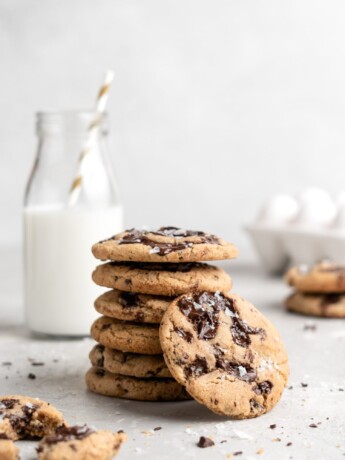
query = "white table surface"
xmin=1 ymin=249 xmax=345 ymax=460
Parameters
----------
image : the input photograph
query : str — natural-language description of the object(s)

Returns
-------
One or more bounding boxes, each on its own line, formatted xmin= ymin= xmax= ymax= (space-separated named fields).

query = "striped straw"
xmin=68 ymin=70 xmax=114 ymax=207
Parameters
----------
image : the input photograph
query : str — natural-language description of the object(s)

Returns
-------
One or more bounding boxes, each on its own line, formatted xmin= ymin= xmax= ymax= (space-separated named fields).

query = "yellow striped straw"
xmin=68 ymin=70 xmax=114 ymax=207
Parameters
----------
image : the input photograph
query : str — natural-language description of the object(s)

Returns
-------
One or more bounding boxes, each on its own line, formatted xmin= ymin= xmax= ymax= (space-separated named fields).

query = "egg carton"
xmin=245 ymin=188 xmax=345 ymax=274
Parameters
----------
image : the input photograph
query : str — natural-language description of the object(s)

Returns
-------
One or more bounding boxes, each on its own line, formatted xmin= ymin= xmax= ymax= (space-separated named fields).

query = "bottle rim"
xmin=36 ymin=110 xmax=109 ymax=135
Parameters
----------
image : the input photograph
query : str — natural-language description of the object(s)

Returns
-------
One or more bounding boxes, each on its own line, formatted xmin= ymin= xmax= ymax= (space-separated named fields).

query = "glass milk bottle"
xmin=24 ymin=111 xmax=123 ymax=336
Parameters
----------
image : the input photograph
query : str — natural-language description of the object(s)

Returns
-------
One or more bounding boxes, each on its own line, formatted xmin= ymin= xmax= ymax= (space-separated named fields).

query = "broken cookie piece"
xmin=37 ymin=425 xmax=127 ymax=460
xmin=0 ymin=395 xmax=65 ymax=440
xmin=0 ymin=433 xmax=20 ymax=460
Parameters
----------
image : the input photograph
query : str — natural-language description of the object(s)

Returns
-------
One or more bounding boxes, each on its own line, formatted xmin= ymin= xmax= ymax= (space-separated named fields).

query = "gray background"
xmin=2 ymin=0 xmax=345 ymax=252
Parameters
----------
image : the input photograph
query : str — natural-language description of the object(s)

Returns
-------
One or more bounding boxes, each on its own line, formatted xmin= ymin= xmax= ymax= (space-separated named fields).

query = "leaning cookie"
xmin=92 ymin=227 xmax=238 ymax=262
xmin=285 ymin=262 xmax=345 ymax=293
xmin=92 ymin=262 xmax=232 ymax=296
xmin=89 ymin=345 xmax=172 ymax=378
xmin=37 ymin=425 xmax=126 ymax=460
xmin=91 ymin=316 xmax=162 ymax=354
xmin=94 ymin=289 xmax=171 ymax=323
xmin=0 ymin=434 xmax=19 ymax=460
xmin=0 ymin=395 xmax=65 ymax=441
xmin=286 ymin=291 xmax=345 ymax=317
xmin=85 ymin=367 xmax=191 ymax=401
xmin=160 ymin=292 xmax=289 ymax=419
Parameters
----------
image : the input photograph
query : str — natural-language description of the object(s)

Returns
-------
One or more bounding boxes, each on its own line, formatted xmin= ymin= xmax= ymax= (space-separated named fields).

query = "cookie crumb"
xmin=233 ymin=452 xmax=243 ymax=456
xmin=301 ymin=382 xmax=308 ymax=387
xmin=28 ymin=373 xmax=36 ymax=380
xmin=31 ymin=362 xmax=44 ymax=366
xmin=303 ymin=324 xmax=317 ymax=331
xmin=2 ymin=362 xmax=12 ymax=366
xmin=272 ymin=438 xmax=281 ymax=442
xmin=269 ymin=424 xmax=276 ymax=429
xmin=309 ymin=424 xmax=318 ymax=428
xmin=221 ymin=440 xmax=227 ymax=443
xmin=287 ymin=442 xmax=292 ymax=446
xmin=197 ymin=436 xmax=214 ymax=448
xmin=153 ymin=427 xmax=162 ymax=431
xmin=257 ymin=447 xmax=265 ymax=455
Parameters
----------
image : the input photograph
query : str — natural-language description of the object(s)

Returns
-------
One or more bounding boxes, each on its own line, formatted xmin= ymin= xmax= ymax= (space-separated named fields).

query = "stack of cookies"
xmin=285 ymin=261 xmax=345 ymax=318
xmin=85 ymin=227 xmax=238 ymax=402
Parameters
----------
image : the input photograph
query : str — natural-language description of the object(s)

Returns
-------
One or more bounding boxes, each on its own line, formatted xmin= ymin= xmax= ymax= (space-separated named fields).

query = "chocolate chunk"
xmin=178 ymin=291 xmax=264 ymax=346
xmin=309 ymin=424 xmax=318 ymax=428
xmin=41 ymin=425 xmax=95 ymax=445
xmin=118 ymin=292 xmax=140 ymax=308
xmin=216 ymin=359 xmax=256 ymax=382
xmin=31 ymin=362 xmax=44 ymax=366
xmin=197 ymin=436 xmax=214 ymax=448
xmin=0 ymin=433 xmax=9 ymax=439
xmin=269 ymin=424 xmax=277 ymax=429
xmin=184 ymin=356 xmax=209 ymax=378
xmin=0 ymin=399 xmax=18 ymax=409
xmin=286 ymin=442 xmax=292 ymax=446
xmin=28 ymin=373 xmax=36 ymax=380
xmin=153 ymin=427 xmax=162 ymax=431
xmin=174 ymin=327 xmax=193 ymax=343
xmin=234 ymin=453 xmax=243 ymax=457
xmin=254 ymin=381 xmax=273 ymax=395
xmin=301 ymin=382 xmax=308 ymax=388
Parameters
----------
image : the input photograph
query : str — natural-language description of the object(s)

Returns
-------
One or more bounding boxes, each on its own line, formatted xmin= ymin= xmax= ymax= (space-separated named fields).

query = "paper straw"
xmin=68 ymin=70 xmax=114 ymax=207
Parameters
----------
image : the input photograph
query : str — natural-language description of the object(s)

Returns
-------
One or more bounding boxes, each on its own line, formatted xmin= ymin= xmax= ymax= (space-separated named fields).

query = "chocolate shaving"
xmin=197 ymin=436 xmax=214 ymax=448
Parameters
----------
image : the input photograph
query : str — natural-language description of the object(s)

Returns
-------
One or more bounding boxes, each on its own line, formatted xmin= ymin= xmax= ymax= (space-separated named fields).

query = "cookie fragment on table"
xmin=37 ymin=425 xmax=126 ymax=460
xmin=0 ymin=395 xmax=65 ymax=440
xmin=0 ymin=434 xmax=20 ymax=460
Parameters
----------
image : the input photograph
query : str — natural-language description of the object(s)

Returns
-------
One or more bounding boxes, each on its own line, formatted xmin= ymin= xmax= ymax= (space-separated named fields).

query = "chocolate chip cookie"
xmin=0 ymin=396 xmax=65 ymax=441
xmin=285 ymin=262 xmax=345 ymax=293
xmin=285 ymin=291 xmax=345 ymax=317
xmin=160 ymin=292 xmax=289 ymax=418
xmin=92 ymin=227 xmax=238 ymax=263
xmin=85 ymin=367 xmax=191 ymax=401
xmin=89 ymin=345 xmax=172 ymax=378
xmin=91 ymin=316 xmax=162 ymax=354
xmin=92 ymin=262 xmax=232 ymax=296
xmin=37 ymin=425 xmax=126 ymax=460
xmin=0 ymin=434 xmax=19 ymax=460
xmin=94 ymin=289 xmax=171 ymax=323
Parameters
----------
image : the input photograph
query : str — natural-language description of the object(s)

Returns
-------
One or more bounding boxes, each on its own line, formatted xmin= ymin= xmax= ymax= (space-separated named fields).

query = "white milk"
xmin=24 ymin=205 xmax=123 ymax=336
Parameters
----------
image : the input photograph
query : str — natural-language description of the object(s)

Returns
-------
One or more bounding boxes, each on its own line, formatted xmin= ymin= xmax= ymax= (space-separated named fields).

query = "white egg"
xmin=257 ymin=194 xmax=299 ymax=225
xmin=294 ymin=187 xmax=337 ymax=227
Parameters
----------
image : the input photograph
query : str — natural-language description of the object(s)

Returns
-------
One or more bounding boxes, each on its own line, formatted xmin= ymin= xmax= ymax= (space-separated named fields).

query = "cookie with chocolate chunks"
xmin=0 ymin=434 xmax=20 ymax=460
xmin=91 ymin=316 xmax=162 ymax=354
xmin=0 ymin=395 xmax=65 ymax=440
xmin=92 ymin=227 xmax=238 ymax=263
xmin=89 ymin=345 xmax=172 ymax=378
xmin=94 ymin=289 xmax=171 ymax=323
xmin=286 ymin=291 xmax=345 ymax=317
xmin=37 ymin=425 xmax=126 ymax=460
xmin=285 ymin=261 xmax=345 ymax=293
xmin=160 ymin=292 xmax=289 ymax=418
xmin=92 ymin=261 xmax=232 ymax=296
xmin=85 ymin=367 xmax=191 ymax=401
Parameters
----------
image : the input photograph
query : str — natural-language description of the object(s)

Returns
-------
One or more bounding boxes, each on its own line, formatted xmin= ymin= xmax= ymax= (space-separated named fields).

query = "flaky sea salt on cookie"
xmin=92 ymin=227 xmax=238 ymax=262
xmin=160 ymin=292 xmax=289 ymax=418
xmin=37 ymin=425 xmax=126 ymax=460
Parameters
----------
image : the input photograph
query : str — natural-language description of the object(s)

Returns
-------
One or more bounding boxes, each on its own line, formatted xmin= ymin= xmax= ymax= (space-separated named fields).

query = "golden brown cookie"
xmin=286 ymin=291 xmax=345 ymax=317
xmin=0 ymin=434 xmax=19 ymax=460
xmin=91 ymin=316 xmax=162 ymax=354
xmin=94 ymin=289 xmax=171 ymax=323
xmin=85 ymin=367 xmax=191 ymax=401
xmin=0 ymin=396 xmax=65 ymax=441
xmin=37 ymin=425 xmax=126 ymax=460
xmin=92 ymin=262 xmax=232 ymax=296
xmin=160 ymin=292 xmax=289 ymax=419
xmin=89 ymin=345 xmax=172 ymax=378
xmin=285 ymin=262 xmax=345 ymax=293
xmin=92 ymin=227 xmax=238 ymax=262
